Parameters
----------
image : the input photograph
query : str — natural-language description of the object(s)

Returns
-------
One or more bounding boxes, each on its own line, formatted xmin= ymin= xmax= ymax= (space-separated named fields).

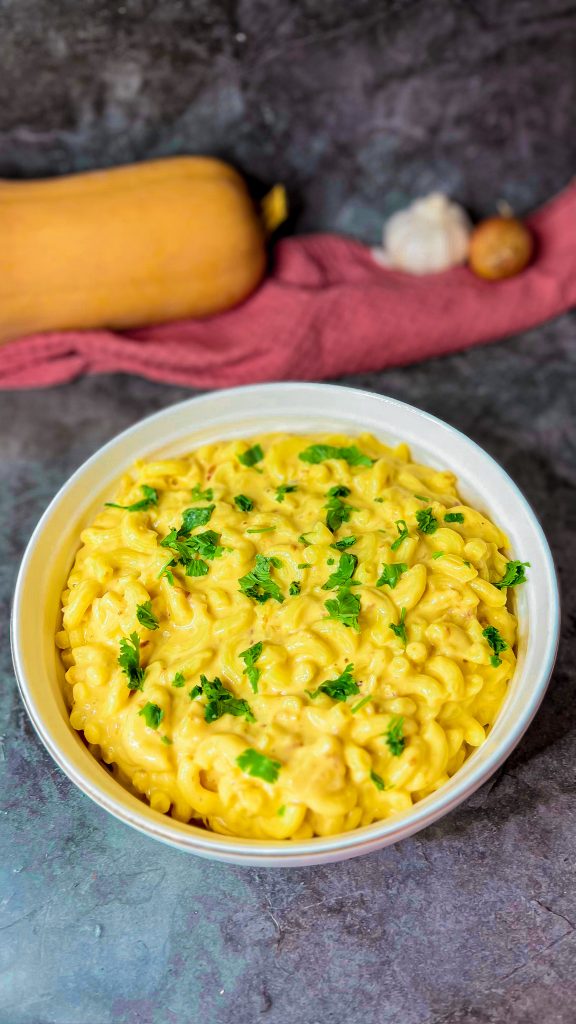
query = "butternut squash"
xmin=0 ymin=157 xmax=268 ymax=343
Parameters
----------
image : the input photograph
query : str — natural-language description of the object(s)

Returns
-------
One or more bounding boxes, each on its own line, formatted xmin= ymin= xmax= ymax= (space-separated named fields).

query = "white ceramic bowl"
xmin=12 ymin=383 xmax=559 ymax=866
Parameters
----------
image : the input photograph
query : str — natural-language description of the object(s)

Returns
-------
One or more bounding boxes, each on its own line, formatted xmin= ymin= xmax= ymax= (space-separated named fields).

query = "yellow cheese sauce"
xmin=57 ymin=432 xmax=521 ymax=840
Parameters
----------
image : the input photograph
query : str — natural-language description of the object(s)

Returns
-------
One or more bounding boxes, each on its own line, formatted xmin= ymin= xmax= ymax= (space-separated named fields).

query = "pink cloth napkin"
xmin=1 ymin=185 xmax=574 ymax=390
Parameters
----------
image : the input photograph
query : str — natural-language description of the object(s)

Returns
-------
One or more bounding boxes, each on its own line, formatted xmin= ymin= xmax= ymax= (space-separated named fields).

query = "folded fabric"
xmin=1 ymin=184 xmax=574 ymax=390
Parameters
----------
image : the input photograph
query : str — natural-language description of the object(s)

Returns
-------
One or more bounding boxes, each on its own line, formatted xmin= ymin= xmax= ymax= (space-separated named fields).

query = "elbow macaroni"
xmin=58 ymin=432 xmax=519 ymax=840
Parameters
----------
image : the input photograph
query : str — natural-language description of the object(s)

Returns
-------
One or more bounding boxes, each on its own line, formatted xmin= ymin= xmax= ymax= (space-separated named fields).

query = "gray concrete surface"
xmin=1 ymin=0 xmax=575 ymax=237
xmin=1 ymin=314 xmax=575 ymax=1024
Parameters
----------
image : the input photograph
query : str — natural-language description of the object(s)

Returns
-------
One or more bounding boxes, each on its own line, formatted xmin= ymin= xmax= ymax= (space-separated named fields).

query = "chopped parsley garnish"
xmin=246 ymin=526 xmax=276 ymax=534
xmin=190 ymin=674 xmax=255 ymax=723
xmin=482 ymin=626 xmax=509 ymax=667
xmin=370 ymin=770 xmax=385 ymax=791
xmin=331 ymin=535 xmax=357 ymax=551
xmin=105 ymin=484 xmax=158 ymax=513
xmin=136 ymin=600 xmax=159 ymax=631
xmin=327 ymin=485 xmax=351 ymax=498
xmin=298 ymin=444 xmax=375 ymax=467
xmin=414 ymin=494 xmax=429 ymax=502
xmin=118 ymin=633 xmax=145 ymax=691
xmin=275 ymin=484 xmax=298 ymax=503
xmin=389 ymin=607 xmax=408 ymax=647
xmin=385 ymin=715 xmax=405 ymax=756
xmin=415 ymin=507 xmax=439 ymax=535
xmin=494 ymin=561 xmax=530 ymax=589
xmin=327 ymin=557 xmax=335 ymax=565
xmin=179 ymin=504 xmax=215 ymax=534
xmin=298 ymin=533 xmax=311 ymax=545
xmin=138 ymin=702 xmax=164 ymax=729
xmin=307 ymin=664 xmax=360 ymax=702
xmin=325 ymin=588 xmax=361 ymax=630
xmin=234 ymin=494 xmax=254 ymax=512
xmin=376 ymin=563 xmax=408 ymax=589
xmin=321 ymin=553 xmax=358 ymax=590
xmin=238 ymin=444 xmax=264 ymax=468
xmin=160 ymin=527 xmax=225 ymax=577
xmin=297 ymin=562 xmax=311 ymax=569
xmin=444 ymin=512 xmax=464 ymax=524
xmin=158 ymin=561 xmax=175 ymax=586
xmin=390 ymin=519 xmax=409 ymax=552
xmin=277 ymin=805 xmax=286 ymax=817
xmin=190 ymin=484 xmax=213 ymax=502
xmin=239 ymin=554 xmax=284 ymax=604
xmin=289 ymin=581 xmax=301 ymax=596
xmin=240 ymin=641 xmax=263 ymax=694
xmin=186 ymin=558 xmax=209 ymax=577
xmin=324 ymin=491 xmax=356 ymax=533
xmin=236 ymin=748 xmax=281 ymax=783
xmin=172 ymin=672 xmax=185 ymax=688
xmin=161 ymin=735 xmax=173 ymax=745
xmin=432 ymin=550 xmax=444 ymax=559
xmin=351 ymin=695 xmax=373 ymax=714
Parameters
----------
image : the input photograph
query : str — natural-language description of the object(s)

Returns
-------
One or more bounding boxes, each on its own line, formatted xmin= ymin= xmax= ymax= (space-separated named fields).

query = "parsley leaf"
xmin=234 ymin=494 xmax=254 ymax=512
xmin=326 ymin=485 xmax=351 ymax=498
xmin=431 ymin=551 xmax=444 ymax=559
xmin=351 ymin=695 xmax=373 ymax=714
xmin=391 ymin=519 xmax=409 ymax=552
xmin=160 ymin=527 xmax=225 ymax=576
xmin=275 ymin=484 xmax=298 ymax=503
xmin=482 ymin=625 xmax=509 ymax=667
xmin=376 ymin=563 xmax=408 ymax=589
xmin=289 ymin=581 xmax=301 ymax=596
xmin=138 ymin=702 xmax=164 ymax=729
xmin=444 ymin=512 xmax=464 ymax=524
xmin=321 ymin=553 xmax=358 ymax=590
xmin=298 ymin=533 xmax=311 ymax=545
xmin=239 ymin=554 xmax=284 ymax=604
xmin=238 ymin=444 xmax=264 ymax=468
xmin=186 ymin=558 xmax=209 ymax=577
xmin=172 ymin=672 xmax=185 ymax=688
xmin=331 ymin=535 xmax=357 ymax=551
xmin=324 ymin=492 xmax=356 ymax=532
xmin=236 ymin=748 xmax=281 ymax=783
xmin=191 ymin=674 xmax=255 ymax=724
xmin=240 ymin=641 xmax=263 ymax=694
xmin=179 ymin=505 xmax=215 ymax=534
xmin=414 ymin=494 xmax=429 ymax=502
xmin=105 ymin=484 xmax=158 ymax=513
xmin=136 ymin=600 xmax=159 ymax=631
xmin=389 ymin=607 xmax=408 ymax=647
xmin=494 ymin=561 xmax=530 ymax=589
xmin=415 ymin=507 xmax=439 ymax=535
xmin=161 ymin=735 xmax=173 ymax=745
xmin=370 ymin=770 xmax=385 ymax=791
xmin=307 ymin=663 xmax=360 ymax=702
xmin=385 ymin=716 xmax=405 ymax=756
xmin=246 ymin=526 xmax=276 ymax=534
xmin=325 ymin=588 xmax=361 ymax=630
xmin=158 ymin=560 xmax=175 ymax=586
xmin=190 ymin=484 xmax=213 ymax=502
xmin=298 ymin=444 xmax=375 ymax=467
xmin=118 ymin=633 xmax=145 ymax=691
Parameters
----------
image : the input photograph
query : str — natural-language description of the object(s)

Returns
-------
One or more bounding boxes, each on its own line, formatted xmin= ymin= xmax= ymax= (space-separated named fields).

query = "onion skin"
xmin=469 ymin=216 xmax=534 ymax=280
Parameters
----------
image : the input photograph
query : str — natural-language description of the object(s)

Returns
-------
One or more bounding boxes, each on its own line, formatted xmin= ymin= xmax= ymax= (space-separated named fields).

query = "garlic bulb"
xmin=375 ymin=193 xmax=472 ymax=274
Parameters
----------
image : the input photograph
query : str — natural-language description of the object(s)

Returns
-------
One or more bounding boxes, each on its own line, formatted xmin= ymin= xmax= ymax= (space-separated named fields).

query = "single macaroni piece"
xmin=58 ymin=432 xmax=522 ymax=840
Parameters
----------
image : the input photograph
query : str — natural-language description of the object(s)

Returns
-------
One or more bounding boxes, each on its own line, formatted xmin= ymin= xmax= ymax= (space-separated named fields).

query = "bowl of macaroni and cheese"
xmin=12 ymin=384 xmax=559 ymax=865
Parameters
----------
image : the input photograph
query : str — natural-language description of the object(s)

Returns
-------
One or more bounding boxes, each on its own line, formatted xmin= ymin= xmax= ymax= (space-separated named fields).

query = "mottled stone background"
xmin=1 ymin=2 xmax=575 ymax=1023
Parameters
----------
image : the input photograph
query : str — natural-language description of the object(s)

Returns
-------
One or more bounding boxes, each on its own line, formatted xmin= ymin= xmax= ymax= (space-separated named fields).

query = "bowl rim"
xmin=11 ymin=382 xmax=560 ymax=866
